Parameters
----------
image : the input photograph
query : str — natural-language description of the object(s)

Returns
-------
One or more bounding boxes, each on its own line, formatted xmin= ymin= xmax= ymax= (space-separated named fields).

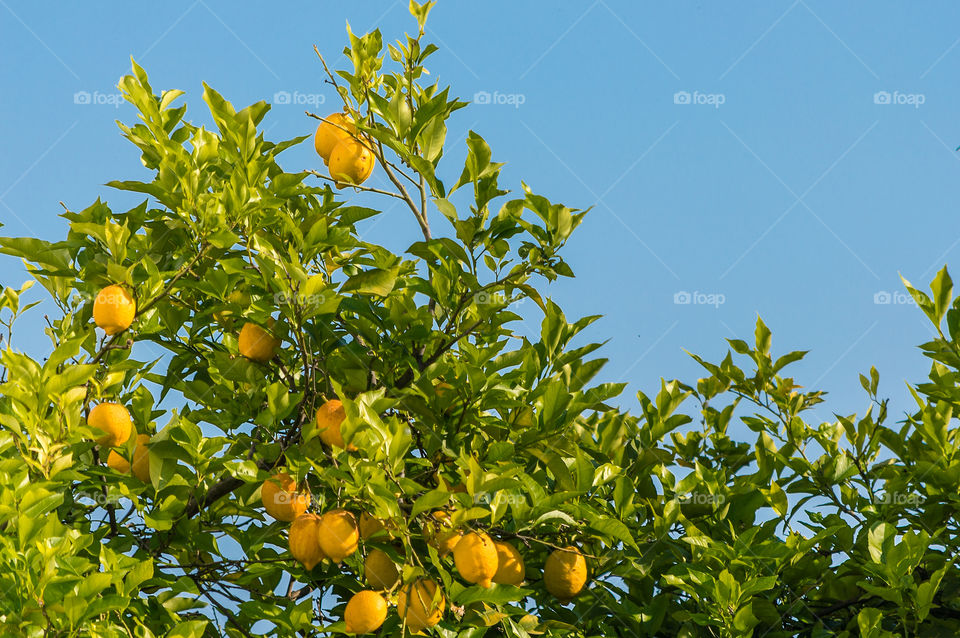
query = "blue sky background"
xmin=2 ymin=0 xmax=959 ymax=431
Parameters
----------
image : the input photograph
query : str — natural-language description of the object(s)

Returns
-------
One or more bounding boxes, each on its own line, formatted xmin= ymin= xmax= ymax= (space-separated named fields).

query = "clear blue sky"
xmin=3 ymin=0 xmax=960 ymax=426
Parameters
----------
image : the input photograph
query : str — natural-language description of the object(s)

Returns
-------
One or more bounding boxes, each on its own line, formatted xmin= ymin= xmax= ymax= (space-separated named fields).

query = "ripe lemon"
xmin=329 ymin=137 xmax=375 ymax=185
xmin=130 ymin=433 xmax=151 ymax=482
xmin=492 ymin=541 xmax=525 ymax=585
xmin=544 ymin=546 xmax=587 ymax=601
xmin=364 ymin=548 xmax=400 ymax=589
xmin=314 ymin=113 xmax=355 ymax=165
xmin=93 ymin=285 xmax=136 ymax=335
xmin=315 ymin=399 xmax=356 ymax=451
xmin=261 ymin=473 xmax=310 ymax=522
xmin=317 ymin=509 xmax=359 ymax=563
xmin=106 ymin=449 xmax=130 ymax=473
xmin=397 ymin=579 xmax=444 ymax=632
xmin=425 ymin=511 xmax=462 ymax=556
xmin=289 ymin=513 xmax=326 ymax=570
xmin=344 ymin=590 xmax=387 ymax=635
xmin=453 ymin=531 xmax=499 ymax=588
xmin=88 ymin=402 xmax=133 ymax=447
xmin=238 ymin=321 xmax=280 ymax=362
xmin=359 ymin=512 xmax=389 ymax=539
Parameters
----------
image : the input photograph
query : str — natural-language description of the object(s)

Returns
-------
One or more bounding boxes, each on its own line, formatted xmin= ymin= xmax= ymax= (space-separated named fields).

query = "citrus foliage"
xmin=2 ymin=2 xmax=960 ymax=637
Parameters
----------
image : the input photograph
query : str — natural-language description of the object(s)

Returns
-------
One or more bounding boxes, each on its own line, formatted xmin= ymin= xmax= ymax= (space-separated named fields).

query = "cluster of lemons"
xmin=313 ymin=112 xmax=375 ymax=186
xmin=87 ymin=254 xmax=587 ymax=634
xmin=261 ymin=448 xmax=587 ymax=633
xmin=88 ymin=285 xmax=152 ymax=481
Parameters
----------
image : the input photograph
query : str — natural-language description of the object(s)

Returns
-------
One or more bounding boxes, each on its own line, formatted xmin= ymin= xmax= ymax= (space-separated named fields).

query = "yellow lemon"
xmin=93 ymin=285 xmax=136 ymax=335
xmin=425 ymin=511 xmax=462 ymax=556
xmin=87 ymin=402 xmax=133 ymax=447
xmin=289 ymin=513 xmax=326 ymax=570
xmin=314 ymin=113 xmax=355 ymax=164
xmin=238 ymin=321 xmax=280 ymax=362
xmin=544 ymin=546 xmax=587 ymax=601
xmin=492 ymin=541 xmax=525 ymax=585
xmin=106 ymin=449 xmax=130 ymax=473
xmin=397 ymin=579 xmax=444 ymax=632
xmin=317 ymin=509 xmax=359 ymax=563
xmin=130 ymin=433 xmax=151 ymax=482
xmin=453 ymin=531 xmax=499 ymax=588
xmin=261 ymin=472 xmax=310 ymax=522
xmin=364 ymin=549 xmax=400 ymax=590
xmin=315 ymin=399 xmax=356 ymax=451
xmin=329 ymin=137 xmax=375 ymax=185
xmin=344 ymin=590 xmax=387 ymax=634
xmin=359 ymin=512 xmax=390 ymax=539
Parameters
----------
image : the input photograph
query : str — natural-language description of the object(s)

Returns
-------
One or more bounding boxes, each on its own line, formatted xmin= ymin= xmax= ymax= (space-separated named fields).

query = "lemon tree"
xmin=3 ymin=2 xmax=960 ymax=636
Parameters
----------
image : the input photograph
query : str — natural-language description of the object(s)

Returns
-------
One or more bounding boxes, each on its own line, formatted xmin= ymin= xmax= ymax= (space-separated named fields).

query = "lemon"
xmin=130 ymin=433 xmax=151 ymax=482
xmin=314 ymin=113 xmax=356 ymax=164
xmin=359 ymin=512 xmax=390 ymax=539
xmin=329 ymin=137 xmax=375 ymax=185
xmin=106 ymin=449 xmax=130 ymax=473
xmin=453 ymin=531 xmax=499 ymax=588
xmin=344 ymin=590 xmax=387 ymax=634
xmin=87 ymin=402 xmax=133 ymax=447
xmin=261 ymin=472 xmax=310 ymax=522
xmin=364 ymin=549 xmax=400 ymax=590
xmin=315 ymin=399 xmax=356 ymax=450
xmin=317 ymin=509 xmax=359 ymax=563
xmin=289 ymin=513 xmax=326 ymax=570
xmin=425 ymin=511 xmax=462 ymax=556
xmin=492 ymin=541 xmax=525 ymax=585
xmin=238 ymin=321 xmax=280 ymax=362
xmin=93 ymin=285 xmax=136 ymax=335
xmin=544 ymin=546 xmax=587 ymax=601
xmin=398 ymin=579 xmax=444 ymax=632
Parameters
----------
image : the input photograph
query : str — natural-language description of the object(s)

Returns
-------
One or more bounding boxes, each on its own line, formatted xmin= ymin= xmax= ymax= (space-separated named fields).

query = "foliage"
xmin=1 ymin=3 xmax=960 ymax=637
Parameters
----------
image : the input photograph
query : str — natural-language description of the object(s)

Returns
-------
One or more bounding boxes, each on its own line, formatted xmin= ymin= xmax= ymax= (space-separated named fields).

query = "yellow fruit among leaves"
xmin=344 ymin=590 xmax=387 ymax=635
xmin=88 ymin=402 xmax=133 ymax=447
xmin=425 ymin=511 xmax=462 ymax=556
xmin=93 ymin=284 xmax=136 ymax=335
xmin=544 ymin=546 xmax=587 ymax=601
xmin=329 ymin=137 xmax=375 ymax=185
xmin=315 ymin=399 xmax=356 ymax=450
xmin=289 ymin=513 xmax=326 ymax=570
xmin=359 ymin=512 xmax=392 ymax=539
xmin=130 ymin=433 xmax=151 ymax=482
xmin=239 ymin=321 xmax=280 ymax=362
xmin=398 ymin=579 xmax=445 ymax=632
xmin=314 ymin=112 xmax=356 ymax=164
xmin=318 ymin=509 xmax=359 ymax=563
xmin=453 ymin=531 xmax=499 ymax=588
xmin=364 ymin=549 xmax=400 ymax=590
xmin=106 ymin=450 xmax=130 ymax=473
xmin=492 ymin=541 xmax=525 ymax=585
xmin=261 ymin=473 xmax=310 ymax=522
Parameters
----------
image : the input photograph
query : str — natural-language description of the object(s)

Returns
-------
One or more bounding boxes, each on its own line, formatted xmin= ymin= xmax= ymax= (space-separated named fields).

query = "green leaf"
xmin=340 ymin=266 xmax=399 ymax=296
